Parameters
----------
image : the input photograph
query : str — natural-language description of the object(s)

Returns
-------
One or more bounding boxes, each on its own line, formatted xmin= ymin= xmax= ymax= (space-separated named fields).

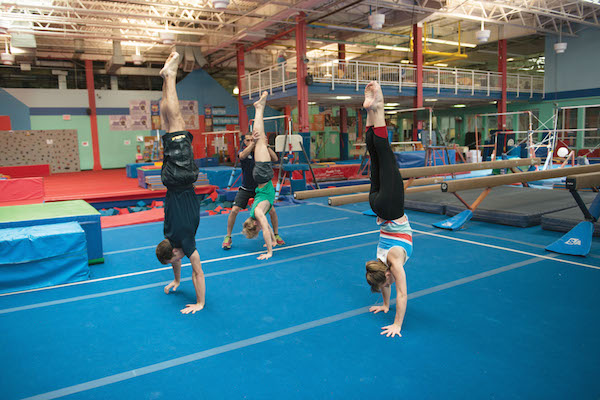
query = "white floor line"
xmin=413 ymin=229 xmax=600 ymax=270
xmin=0 ymin=241 xmax=378 ymax=315
xmin=0 ymin=230 xmax=379 ymax=297
xmin=4 ymin=218 xmax=598 ymax=299
xmin=322 ymin=202 xmax=600 ymax=264
xmin=104 ymin=216 xmax=350 ymax=255
xmin=21 ymin=256 xmax=548 ymax=400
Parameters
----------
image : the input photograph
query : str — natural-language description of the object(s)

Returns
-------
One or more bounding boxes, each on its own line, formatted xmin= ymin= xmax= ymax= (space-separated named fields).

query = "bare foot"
xmin=160 ymin=52 xmax=180 ymax=78
xmin=253 ymin=91 xmax=268 ymax=110
xmin=363 ymin=81 xmax=384 ymax=111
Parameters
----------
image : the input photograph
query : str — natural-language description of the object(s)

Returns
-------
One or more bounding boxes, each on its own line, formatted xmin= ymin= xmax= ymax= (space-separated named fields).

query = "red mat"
xmin=43 ymin=169 xmax=216 ymax=203
xmin=101 ymin=207 xmax=165 ymax=229
xmin=0 ymin=177 xmax=45 ymax=206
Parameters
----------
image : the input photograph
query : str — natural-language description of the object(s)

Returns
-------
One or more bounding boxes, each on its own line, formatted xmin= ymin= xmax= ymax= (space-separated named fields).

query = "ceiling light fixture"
xmin=476 ymin=21 xmax=491 ymax=43
xmin=368 ymin=1 xmax=385 ymax=30
xmin=376 ymin=44 xmax=411 ymax=52
xmin=453 ymin=104 xmax=467 ymax=108
xmin=160 ymin=22 xmax=175 ymax=45
xmin=336 ymin=96 xmax=351 ymax=100
xmin=132 ymin=46 xmax=143 ymax=65
xmin=554 ymin=22 xmax=567 ymax=54
xmin=1 ymin=39 xmax=14 ymax=66
xmin=213 ymin=0 xmax=230 ymax=9
xmin=426 ymin=38 xmax=477 ymax=48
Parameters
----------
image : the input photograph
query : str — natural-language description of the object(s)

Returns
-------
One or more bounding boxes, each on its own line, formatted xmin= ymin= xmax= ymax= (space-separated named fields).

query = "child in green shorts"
xmin=241 ymin=91 xmax=278 ymax=260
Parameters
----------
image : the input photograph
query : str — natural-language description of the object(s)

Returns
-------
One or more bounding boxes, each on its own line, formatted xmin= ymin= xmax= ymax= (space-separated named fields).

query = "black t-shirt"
xmin=161 ymin=130 xmax=199 ymax=190
xmin=239 ymin=145 xmax=257 ymax=190
xmin=163 ymin=186 xmax=200 ymax=258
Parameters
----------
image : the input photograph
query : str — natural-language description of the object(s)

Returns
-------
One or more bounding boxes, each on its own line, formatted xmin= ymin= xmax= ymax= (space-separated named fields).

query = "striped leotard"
xmin=376 ymin=215 xmax=413 ymax=266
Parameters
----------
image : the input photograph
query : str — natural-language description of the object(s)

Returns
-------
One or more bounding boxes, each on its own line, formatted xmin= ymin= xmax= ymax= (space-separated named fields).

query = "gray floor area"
xmin=541 ymin=192 xmax=600 ymax=236
xmin=405 ymin=186 xmax=599 ymax=228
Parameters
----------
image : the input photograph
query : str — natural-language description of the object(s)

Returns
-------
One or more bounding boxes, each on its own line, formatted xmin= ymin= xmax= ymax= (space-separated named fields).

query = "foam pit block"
xmin=0 ymin=200 xmax=103 ymax=263
xmin=0 ymin=222 xmax=89 ymax=294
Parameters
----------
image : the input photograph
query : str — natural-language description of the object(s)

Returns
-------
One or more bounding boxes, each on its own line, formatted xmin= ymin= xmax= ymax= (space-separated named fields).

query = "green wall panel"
xmin=96 ymin=116 xmax=155 ymax=169
xmin=30 ymin=115 xmax=94 ymax=170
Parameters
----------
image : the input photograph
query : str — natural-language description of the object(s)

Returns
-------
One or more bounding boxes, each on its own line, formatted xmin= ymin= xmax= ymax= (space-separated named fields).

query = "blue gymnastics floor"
xmin=1 ymin=200 xmax=600 ymax=399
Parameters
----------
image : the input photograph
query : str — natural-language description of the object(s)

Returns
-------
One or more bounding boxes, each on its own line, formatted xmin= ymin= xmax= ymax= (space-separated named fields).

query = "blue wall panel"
xmin=0 ymin=88 xmax=30 ymax=130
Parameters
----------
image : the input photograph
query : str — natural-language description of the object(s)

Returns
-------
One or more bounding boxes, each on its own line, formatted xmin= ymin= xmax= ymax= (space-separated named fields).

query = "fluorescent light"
xmin=489 ymin=101 xmax=497 ymax=104
xmin=425 ymin=98 xmax=438 ymax=102
xmin=385 ymin=110 xmax=398 ymax=114
xmin=426 ymin=38 xmax=477 ymax=48
xmin=308 ymin=101 xmax=316 ymax=105
xmin=9 ymin=46 xmax=28 ymax=54
xmin=336 ymin=96 xmax=351 ymax=100
xmin=433 ymin=63 xmax=448 ymax=67
xmin=376 ymin=44 xmax=411 ymax=52
xmin=385 ymin=103 xmax=400 ymax=107
xmin=400 ymin=60 xmax=410 ymax=64
xmin=453 ymin=104 xmax=467 ymax=108
xmin=507 ymin=58 xmax=515 ymax=62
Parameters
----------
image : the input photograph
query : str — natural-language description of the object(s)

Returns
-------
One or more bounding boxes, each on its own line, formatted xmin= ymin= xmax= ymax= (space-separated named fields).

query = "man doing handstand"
xmin=154 ymin=52 xmax=205 ymax=314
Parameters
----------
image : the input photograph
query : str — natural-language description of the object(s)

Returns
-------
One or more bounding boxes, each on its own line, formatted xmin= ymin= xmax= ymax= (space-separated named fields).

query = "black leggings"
xmin=367 ymin=126 xmax=405 ymax=221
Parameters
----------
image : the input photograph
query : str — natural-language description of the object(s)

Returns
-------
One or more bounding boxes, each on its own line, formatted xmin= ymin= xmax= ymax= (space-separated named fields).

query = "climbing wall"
xmin=0 ymin=130 xmax=80 ymax=173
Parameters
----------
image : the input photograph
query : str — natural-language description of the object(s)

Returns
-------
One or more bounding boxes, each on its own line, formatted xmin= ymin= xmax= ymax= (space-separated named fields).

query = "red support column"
xmin=498 ymin=39 xmax=508 ymax=130
xmin=85 ymin=60 xmax=102 ymax=171
xmin=357 ymin=108 xmax=363 ymax=142
xmin=338 ymin=43 xmax=349 ymax=159
xmin=284 ymin=105 xmax=292 ymax=126
xmin=338 ymin=43 xmax=346 ymax=78
xmin=412 ymin=23 xmax=424 ymax=141
xmin=296 ymin=12 xmax=310 ymax=161
xmin=236 ymin=44 xmax=249 ymax=135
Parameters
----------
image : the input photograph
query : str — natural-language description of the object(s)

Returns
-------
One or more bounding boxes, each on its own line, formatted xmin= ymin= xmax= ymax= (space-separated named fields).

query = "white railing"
xmin=241 ymin=59 xmax=545 ymax=99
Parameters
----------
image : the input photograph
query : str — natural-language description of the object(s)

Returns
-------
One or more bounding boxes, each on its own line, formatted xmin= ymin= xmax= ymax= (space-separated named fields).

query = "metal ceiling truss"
xmin=0 ymin=0 xmax=289 ymax=43
xmin=373 ymin=0 xmax=600 ymax=36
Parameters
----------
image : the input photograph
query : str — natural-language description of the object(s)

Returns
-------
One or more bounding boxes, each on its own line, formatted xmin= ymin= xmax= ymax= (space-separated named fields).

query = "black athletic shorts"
xmin=253 ymin=161 xmax=274 ymax=185
xmin=233 ymin=187 xmax=256 ymax=209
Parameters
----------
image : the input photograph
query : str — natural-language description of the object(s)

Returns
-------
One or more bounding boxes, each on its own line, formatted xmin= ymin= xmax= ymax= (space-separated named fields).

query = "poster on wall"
xmin=213 ymin=106 xmax=226 ymax=116
xmin=183 ymin=115 xmax=199 ymax=130
xmin=151 ymin=100 xmax=161 ymax=130
xmin=204 ymin=105 xmax=212 ymax=117
xmin=128 ymin=114 xmax=151 ymax=131
xmin=109 ymin=115 xmax=129 ymax=131
xmin=213 ymin=116 xmax=238 ymax=125
xmin=130 ymin=100 xmax=150 ymax=116
xmin=180 ymin=100 xmax=198 ymax=116
xmin=311 ymin=114 xmax=325 ymax=131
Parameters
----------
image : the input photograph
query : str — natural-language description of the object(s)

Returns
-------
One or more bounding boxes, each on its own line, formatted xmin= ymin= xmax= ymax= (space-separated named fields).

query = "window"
xmin=584 ymin=107 xmax=600 ymax=148
xmin=556 ymin=109 xmax=578 ymax=147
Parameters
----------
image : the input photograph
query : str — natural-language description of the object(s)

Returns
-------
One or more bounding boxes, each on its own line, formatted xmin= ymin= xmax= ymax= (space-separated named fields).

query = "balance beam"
xmin=434 ymin=164 xmax=600 ymax=231
xmin=295 ymin=176 xmax=444 ymax=200
xmin=565 ymin=171 xmax=600 ymax=191
xmin=296 ymin=158 xmax=540 ymax=200
xmin=441 ymin=164 xmax=600 ymax=193
xmin=328 ymin=184 xmax=441 ymax=206
xmin=400 ymin=158 xmax=540 ymax=179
